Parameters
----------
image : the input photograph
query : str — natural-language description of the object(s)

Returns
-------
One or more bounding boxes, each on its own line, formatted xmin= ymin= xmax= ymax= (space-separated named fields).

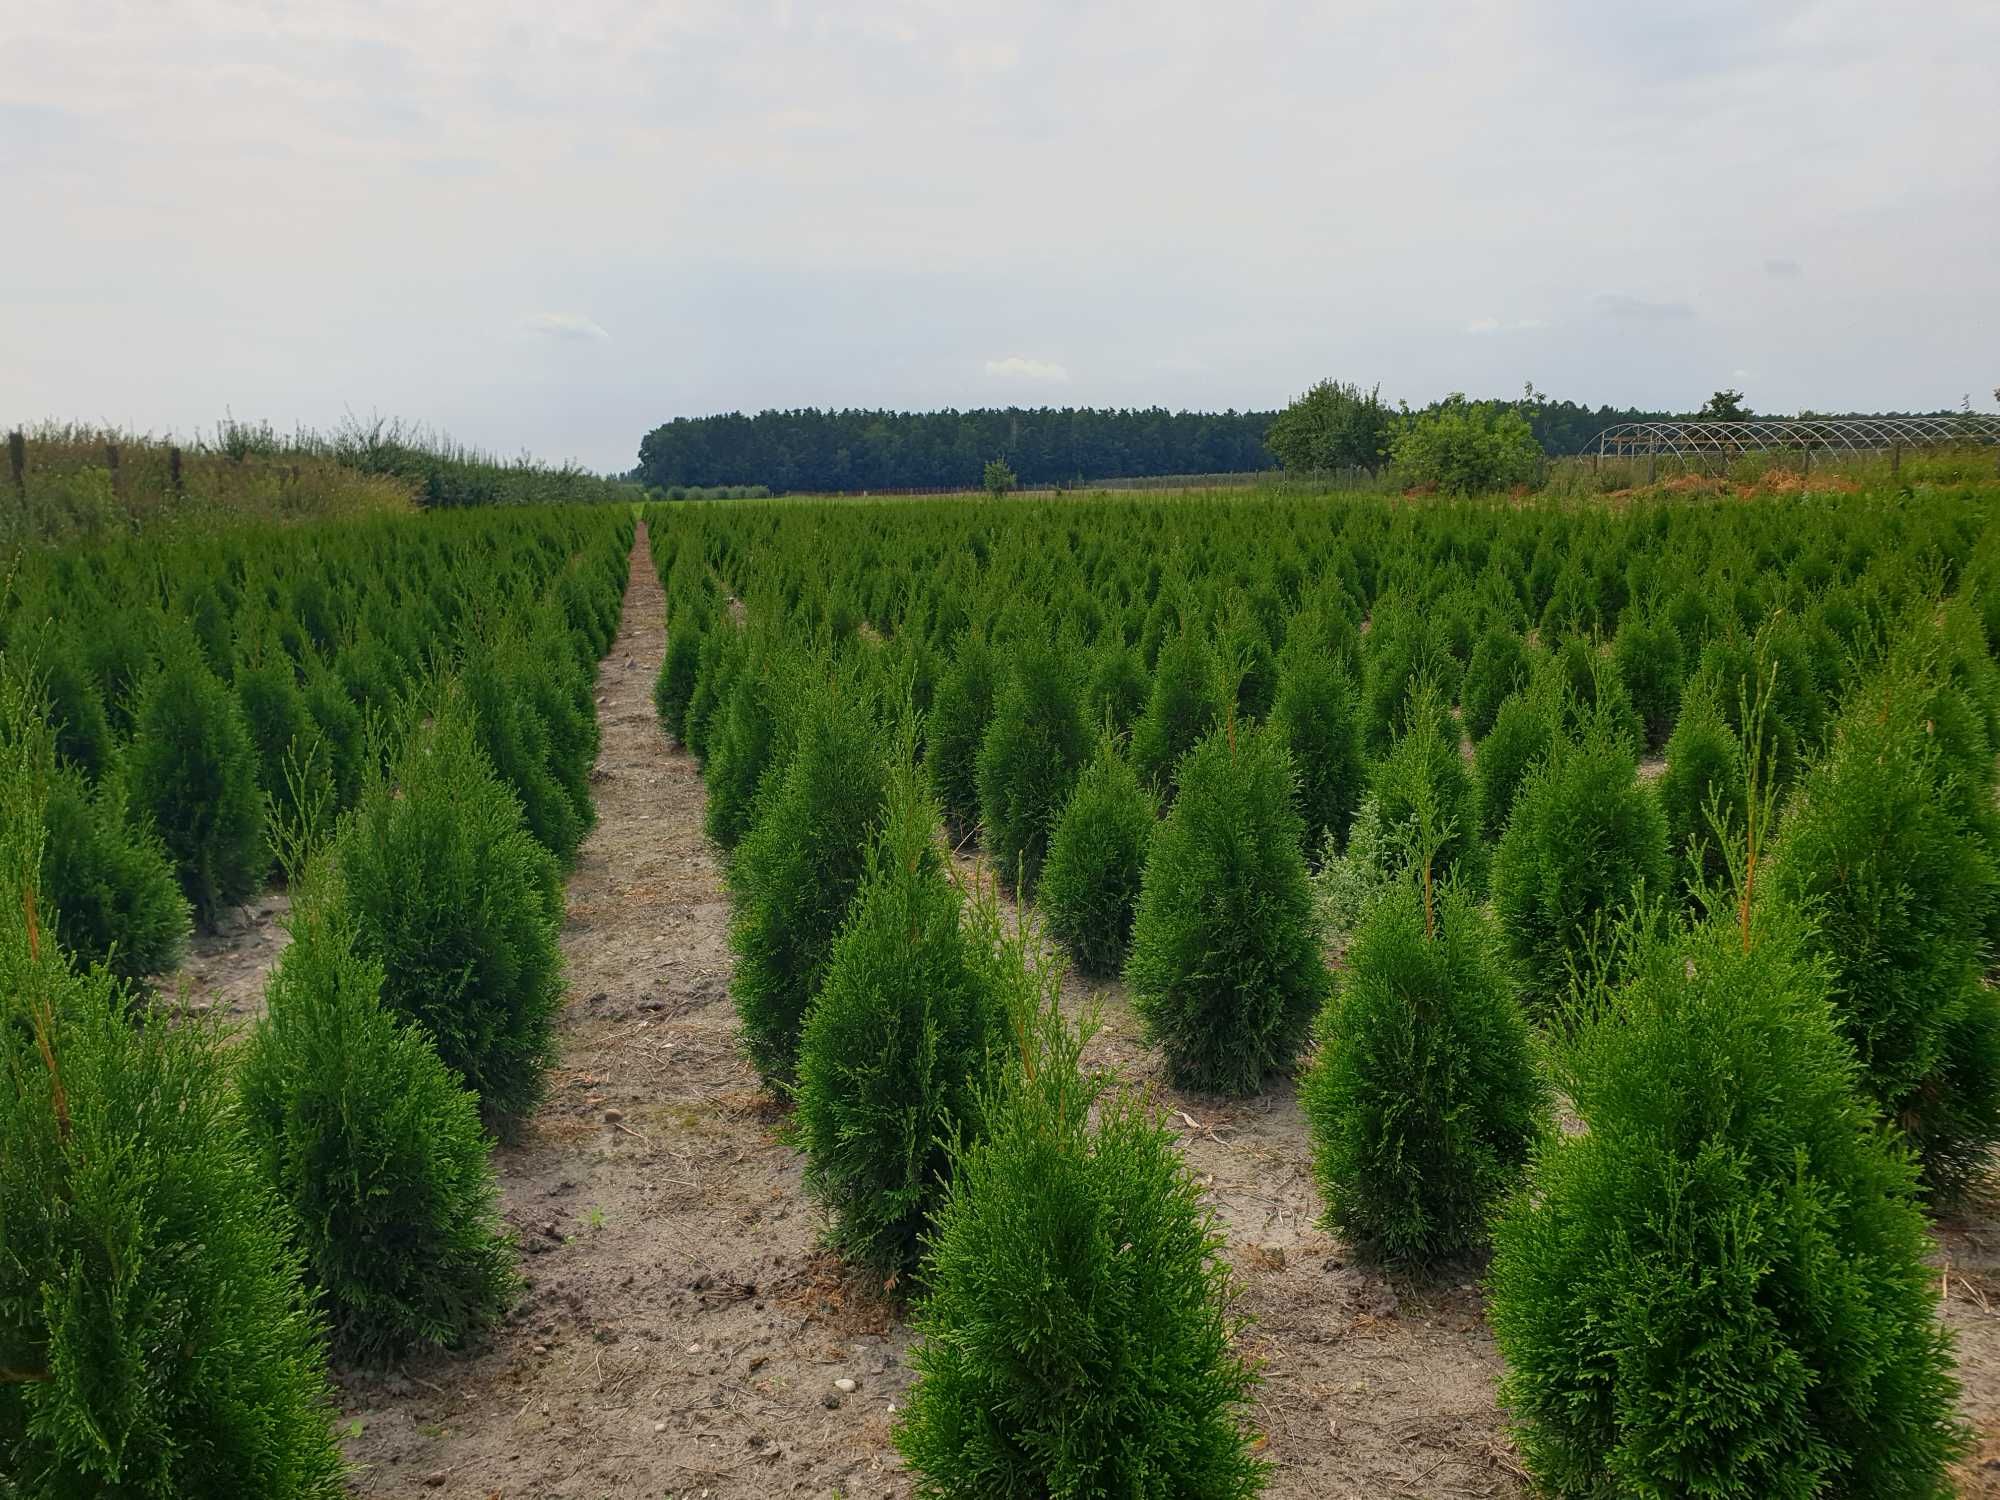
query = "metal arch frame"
xmin=1591 ymin=416 xmax=2000 ymax=463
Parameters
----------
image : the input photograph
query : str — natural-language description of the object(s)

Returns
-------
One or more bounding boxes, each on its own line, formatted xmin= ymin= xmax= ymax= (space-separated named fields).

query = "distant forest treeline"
xmin=631 ymin=399 xmax=1679 ymax=492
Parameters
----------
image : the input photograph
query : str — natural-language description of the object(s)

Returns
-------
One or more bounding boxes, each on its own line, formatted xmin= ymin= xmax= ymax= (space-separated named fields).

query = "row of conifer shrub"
xmin=646 ymin=480 xmax=2000 ymax=1497
xmin=2 ymin=506 xmax=630 ymax=1492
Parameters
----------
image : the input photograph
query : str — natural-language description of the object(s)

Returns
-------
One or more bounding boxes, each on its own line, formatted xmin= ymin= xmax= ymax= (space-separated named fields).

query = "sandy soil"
xmin=168 ymin=521 xmax=2000 ymax=1497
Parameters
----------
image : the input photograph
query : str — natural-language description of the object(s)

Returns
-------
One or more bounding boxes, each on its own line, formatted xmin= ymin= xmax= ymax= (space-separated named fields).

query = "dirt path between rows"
xmin=317 ymin=518 xmax=2000 ymax=1498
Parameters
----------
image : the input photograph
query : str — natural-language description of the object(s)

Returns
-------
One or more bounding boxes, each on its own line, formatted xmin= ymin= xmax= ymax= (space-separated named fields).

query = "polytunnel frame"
xmin=1588 ymin=416 xmax=2000 ymax=477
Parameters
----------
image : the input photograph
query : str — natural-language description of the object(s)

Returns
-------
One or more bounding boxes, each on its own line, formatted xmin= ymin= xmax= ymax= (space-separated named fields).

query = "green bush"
xmin=1130 ymin=629 xmax=1224 ymax=798
xmin=1084 ymin=640 xmax=1149 ymax=737
xmin=1488 ymin=910 xmax=1965 ymax=1496
xmin=1461 ymin=624 xmax=1531 ymax=741
xmin=1303 ymin=878 xmax=1545 ymax=1267
xmin=730 ymin=680 xmax=889 ymax=1088
xmin=30 ymin=626 xmax=113 ymax=781
xmin=655 ymin=612 xmax=706 ymax=745
xmin=124 ymin=645 xmax=268 ymax=926
xmin=463 ymin=639 xmax=586 ymax=864
xmin=896 ymin=994 xmax=1266 ymax=1497
xmin=1611 ymin=612 xmax=1684 ymax=750
xmin=1657 ymin=679 xmax=1744 ymax=906
xmin=1474 ymin=681 xmax=1561 ymax=845
xmin=39 ymin=767 xmax=189 ymax=988
xmin=795 ymin=755 xmax=1011 ymax=1282
xmin=702 ymin=653 xmax=785 ymax=852
xmin=236 ymin=649 xmax=318 ymax=851
xmin=1125 ymin=723 xmax=1327 ymax=1094
xmin=1551 ymin=636 xmax=1644 ymax=752
xmin=241 ymin=872 xmax=519 ymax=1364
xmin=1372 ymin=678 xmax=1484 ymax=892
xmin=1039 ymin=733 xmax=1155 ymax=978
xmin=0 ymin=679 xmax=345 ymax=1497
xmin=331 ymin=691 xmax=565 ymax=1134
xmin=300 ymin=658 xmax=368 ymax=814
xmin=975 ymin=640 xmax=1089 ymax=896
xmin=1491 ymin=729 xmax=1668 ymax=1019
xmin=1768 ymin=664 xmax=2000 ymax=1200
xmin=1388 ymin=394 xmax=1540 ymax=495
xmin=926 ymin=633 xmax=998 ymax=844
xmin=1361 ymin=609 xmax=1460 ymax=756
xmin=1268 ymin=639 xmax=1364 ymax=859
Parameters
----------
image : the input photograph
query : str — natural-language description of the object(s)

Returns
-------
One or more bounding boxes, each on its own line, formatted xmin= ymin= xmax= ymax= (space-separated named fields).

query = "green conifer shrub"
xmin=730 ymin=681 xmax=890 ymax=1088
xmin=39 ymin=767 xmax=189 ymax=988
xmin=236 ymin=649 xmax=318 ymax=854
xmin=1130 ymin=628 xmax=1225 ymax=799
xmin=1084 ymin=640 xmax=1149 ymax=737
xmin=330 ymin=692 xmax=564 ymax=1134
xmin=1268 ymin=638 xmax=1365 ymax=858
xmin=702 ymin=654 xmax=785 ymax=853
xmin=241 ymin=870 xmax=519 ymax=1364
xmin=1039 ymin=733 xmax=1156 ymax=978
xmin=795 ymin=754 xmax=1012 ymax=1282
xmin=0 ymin=679 xmax=346 ymax=1497
xmin=1656 ymin=679 xmax=1744 ymax=906
xmin=1552 ymin=636 xmax=1645 ymax=752
xmin=300 ymin=657 xmax=367 ymax=813
xmin=1491 ymin=728 xmax=1668 ymax=1019
xmin=1303 ymin=877 xmax=1545 ymax=1267
xmin=123 ymin=644 xmax=268 ymax=926
xmin=1461 ymin=623 xmax=1532 ymax=741
xmin=1768 ymin=664 xmax=2000 ymax=1199
xmin=895 ymin=993 xmax=1266 ymax=1498
xmin=975 ymin=640 xmax=1089 ymax=896
xmin=926 ymin=633 xmax=997 ymax=845
xmin=682 ymin=624 xmax=737 ymax=764
xmin=1362 ymin=608 xmax=1461 ymax=755
xmin=655 ymin=610 xmax=706 ymax=746
xmin=1125 ymin=722 xmax=1327 ymax=1094
xmin=1487 ymin=909 xmax=1965 ymax=1496
xmin=1475 ymin=680 xmax=1562 ymax=846
xmin=1611 ymin=612 xmax=1684 ymax=750
xmin=462 ymin=640 xmax=585 ymax=865
xmin=1372 ymin=678 xmax=1485 ymax=892
xmin=30 ymin=626 xmax=113 ymax=781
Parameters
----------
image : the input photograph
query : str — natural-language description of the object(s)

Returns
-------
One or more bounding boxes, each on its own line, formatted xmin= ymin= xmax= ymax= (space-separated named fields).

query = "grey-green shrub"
xmin=1303 ymin=878 xmax=1545 ymax=1267
xmin=1039 ymin=733 xmax=1155 ymax=978
xmin=895 ymin=994 xmax=1266 ymax=1498
xmin=729 ymin=678 xmax=889 ymax=1088
xmin=1125 ymin=722 xmax=1326 ymax=1094
xmin=1488 ymin=909 xmax=1965 ymax=1496
xmin=331 ymin=691 xmax=564 ymax=1134
xmin=794 ymin=755 xmax=1011 ymax=1281
xmin=241 ymin=871 xmax=518 ymax=1365
xmin=975 ymin=639 xmax=1089 ymax=896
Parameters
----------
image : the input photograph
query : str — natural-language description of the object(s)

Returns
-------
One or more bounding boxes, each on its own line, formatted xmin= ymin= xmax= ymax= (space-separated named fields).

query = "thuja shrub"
xmin=1125 ymin=722 xmax=1326 ymax=1094
xmin=925 ymin=632 xmax=997 ymax=844
xmin=0 ymin=681 xmax=345 ymax=1498
xmin=462 ymin=640 xmax=585 ymax=865
xmin=795 ymin=755 xmax=1012 ymax=1282
xmin=1491 ymin=728 xmax=1668 ymax=1019
xmin=1551 ymin=636 xmax=1645 ymax=752
xmin=1461 ymin=623 xmax=1532 ymax=741
xmin=702 ymin=653 xmax=785 ymax=853
xmin=1361 ymin=608 xmax=1460 ymax=756
xmin=1303 ymin=879 xmax=1545 ymax=1267
xmin=654 ymin=610 xmax=707 ymax=745
xmin=730 ymin=679 xmax=890 ymax=1088
xmin=40 ymin=767 xmax=189 ymax=988
xmin=331 ymin=692 xmax=564 ymax=1134
xmin=236 ymin=648 xmax=318 ymax=849
xmin=1488 ymin=911 xmax=1965 ymax=1496
xmin=895 ymin=995 xmax=1266 ymax=1498
xmin=1039 ymin=733 xmax=1156 ymax=978
xmin=240 ymin=873 xmax=519 ymax=1364
xmin=1268 ymin=638 xmax=1365 ymax=859
xmin=1373 ymin=678 xmax=1484 ymax=892
xmin=1475 ymin=680 xmax=1561 ymax=846
xmin=1611 ymin=612 xmax=1684 ymax=750
xmin=30 ymin=625 xmax=113 ymax=781
xmin=124 ymin=643 xmax=268 ymax=926
xmin=1085 ymin=640 xmax=1149 ymax=737
xmin=1768 ymin=665 xmax=2000 ymax=1200
xmin=1129 ymin=628 xmax=1224 ymax=798
xmin=975 ymin=639 xmax=1089 ymax=896
xmin=1656 ymin=679 xmax=1744 ymax=906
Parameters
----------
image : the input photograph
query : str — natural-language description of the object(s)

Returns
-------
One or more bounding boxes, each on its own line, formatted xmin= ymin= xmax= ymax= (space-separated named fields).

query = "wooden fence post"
xmin=106 ymin=442 xmax=121 ymax=499
xmin=168 ymin=445 xmax=183 ymax=495
xmin=7 ymin=430 xmax=23 ymax=501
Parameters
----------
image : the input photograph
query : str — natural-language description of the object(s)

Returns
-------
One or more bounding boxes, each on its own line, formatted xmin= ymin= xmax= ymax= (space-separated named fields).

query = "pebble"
xmin=423 ymin=1474 xmax=446 ymax=1489
xmin=654 ymin=1419 xmax=667 ymax=1433
xmin=604 ymin=1108 xmax=624 ymax=1123
xmin=833 ymin=1377 xmax=857 ymax=1394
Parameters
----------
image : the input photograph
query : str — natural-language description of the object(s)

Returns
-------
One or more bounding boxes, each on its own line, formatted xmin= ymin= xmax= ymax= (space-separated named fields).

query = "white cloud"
xmin=1466 ymin=317 xmax=1501 ymax=335
xmin=984 ymin=355 xmax=1070 ymax=383
xmin=1467 ymin=316 xmax=1545 ymax=335
xmin=526 ymin=313 xmax=609 ymax=342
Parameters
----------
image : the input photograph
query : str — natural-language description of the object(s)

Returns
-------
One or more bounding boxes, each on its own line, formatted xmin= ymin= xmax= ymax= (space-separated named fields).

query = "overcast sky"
xmin=5 ymin=1 xmax=1996 ymax=473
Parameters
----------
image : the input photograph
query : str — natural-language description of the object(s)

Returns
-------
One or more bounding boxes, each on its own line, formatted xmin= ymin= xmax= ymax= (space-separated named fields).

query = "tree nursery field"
xmin=13 ymin=474 xmax=2000 ymax=1498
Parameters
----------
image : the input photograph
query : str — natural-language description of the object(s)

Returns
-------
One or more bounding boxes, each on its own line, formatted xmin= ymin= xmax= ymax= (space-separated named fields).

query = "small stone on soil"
xmin=833 ymin=1377 xmax=857 ymax=1394
xmin=604 ymin=1108 xmax=624 ymax=1123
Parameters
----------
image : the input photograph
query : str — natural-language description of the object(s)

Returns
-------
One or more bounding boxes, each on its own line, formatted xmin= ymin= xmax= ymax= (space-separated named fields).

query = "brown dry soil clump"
xmin=169 ymin=522 xmax=2000 ymax=1498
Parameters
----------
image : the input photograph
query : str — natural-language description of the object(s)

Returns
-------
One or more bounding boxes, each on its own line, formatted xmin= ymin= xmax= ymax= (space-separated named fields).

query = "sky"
xmin=4 ymin=0 xmax=1997 ymax=474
